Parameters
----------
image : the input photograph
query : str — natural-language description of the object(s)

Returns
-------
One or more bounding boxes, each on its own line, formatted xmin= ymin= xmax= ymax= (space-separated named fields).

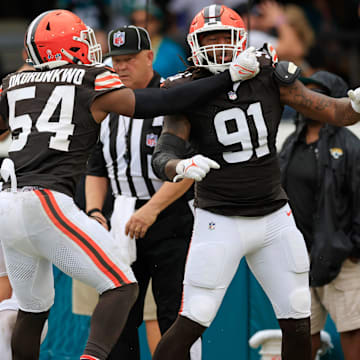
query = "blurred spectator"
xmin=168 ymin=0 xmax=247 ymax=33
xmin=279 ymin=71 xmax=360 ymax=360
xmin=129 ymin=3 xmax=188 ymax=77
xmin=236 ymin=1 xmax=309 ymax=65
xmin=57 ymin=0 xmax=110 ymax=29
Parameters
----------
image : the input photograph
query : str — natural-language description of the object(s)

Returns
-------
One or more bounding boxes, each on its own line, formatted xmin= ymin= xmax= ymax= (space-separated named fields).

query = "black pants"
xmin=107 ymin=200 xmax=193 ymax=359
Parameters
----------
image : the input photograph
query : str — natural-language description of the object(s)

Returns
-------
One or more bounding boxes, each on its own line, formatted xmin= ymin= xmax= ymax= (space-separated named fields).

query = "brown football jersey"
xmin=0 ymin=64 xmax=125 ymax=197
xmin=164 ymin=48 xmax=288 ymax=216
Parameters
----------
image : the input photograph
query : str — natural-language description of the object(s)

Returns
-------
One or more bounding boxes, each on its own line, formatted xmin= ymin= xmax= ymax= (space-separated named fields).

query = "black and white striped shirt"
xmin=87 ymin=73 xmax=164 ymax=200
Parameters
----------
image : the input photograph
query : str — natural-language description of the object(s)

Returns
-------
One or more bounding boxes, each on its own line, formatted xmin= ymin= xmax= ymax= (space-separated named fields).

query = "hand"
xmin=348 ymin=88 xmax=360 ymax=113
xmin=229 ymin=46 xmax=260 ymax=82
xmin=265 ymin=43 xmax=278 ymax=64
xmin=125 ymin=205 xmax=158 ymax=239
xmin=257 ymin=1 xmax=286 ymax=30
xmin=173 ymin=155 xmax=220 ymax=182
xmin=89 ymin=211 xmax=109 ymax=230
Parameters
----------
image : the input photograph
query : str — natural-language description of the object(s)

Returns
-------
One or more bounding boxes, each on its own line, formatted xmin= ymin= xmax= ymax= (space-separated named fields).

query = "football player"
xmin=151 ymin=5 xmax=360 ymax=360
xmin=0 ymin=9 xmax=260 ymax=360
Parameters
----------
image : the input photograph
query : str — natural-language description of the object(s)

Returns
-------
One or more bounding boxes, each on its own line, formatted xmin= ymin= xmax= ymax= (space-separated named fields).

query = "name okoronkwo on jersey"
xmin=163 ymin=47 xmax=288 ymax=216
xmin=0 ymin=64 xmax=124 ymax=197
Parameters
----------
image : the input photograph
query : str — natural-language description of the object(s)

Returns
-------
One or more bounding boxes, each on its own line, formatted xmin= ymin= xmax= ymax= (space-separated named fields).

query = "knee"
xmin=187 ymin=295 xmax=217 ymax=327
xmin=289 ymin=287 xmax=311 ymax=317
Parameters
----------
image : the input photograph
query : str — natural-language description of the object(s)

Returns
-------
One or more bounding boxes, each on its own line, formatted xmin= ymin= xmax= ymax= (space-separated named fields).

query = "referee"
xmin=82 ymin=26 xmax=197 ymax=359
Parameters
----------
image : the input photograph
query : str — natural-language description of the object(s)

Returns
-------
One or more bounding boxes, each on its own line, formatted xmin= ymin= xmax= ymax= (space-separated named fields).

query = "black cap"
xmin=105 ymin=25 xmax=151 ymax=57
xmin=299 ymin=71 xmax=348 ymax=98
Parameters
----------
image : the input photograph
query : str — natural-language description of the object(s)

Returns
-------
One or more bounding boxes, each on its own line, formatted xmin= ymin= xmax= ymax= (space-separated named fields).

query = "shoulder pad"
xmin=161 ymin=71 xmax=193 ymax=89
xmin=273 ymin=61 xmax=301 ymax=86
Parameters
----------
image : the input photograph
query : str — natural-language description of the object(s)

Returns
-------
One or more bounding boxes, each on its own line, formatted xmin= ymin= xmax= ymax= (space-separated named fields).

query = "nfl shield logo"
xmin=146 ymin=133 xmax=158 ymax=147
xmin=113 ymin=31 xmax=125 ymax=47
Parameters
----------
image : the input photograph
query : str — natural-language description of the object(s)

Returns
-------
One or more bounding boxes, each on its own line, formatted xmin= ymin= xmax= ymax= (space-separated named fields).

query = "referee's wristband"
xmin=87 ymin=208 xmax=103 ymax=216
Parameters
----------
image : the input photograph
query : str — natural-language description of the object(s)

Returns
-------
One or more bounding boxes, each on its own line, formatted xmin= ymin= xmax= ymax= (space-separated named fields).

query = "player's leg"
xmin=246 ymin=204 xmax=311 ymax=360
xmin=0 ymin=191 xmax=53 ymax=360
xmin=33 ymin=189 xmax=138 ymax=359
xmin=153 ymin=209 xmax=244 ymax=360
xmin=107 ymin=253 xmax=150 ymax=360
xmin=1 ymin=244 xmax=53 ymax=360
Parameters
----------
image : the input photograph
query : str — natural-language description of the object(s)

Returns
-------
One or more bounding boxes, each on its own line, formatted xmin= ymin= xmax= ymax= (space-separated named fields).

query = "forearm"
xmin=134 ymin=71 xmax=231 ymax=118
xmin=281 ymin=81 xmax=360 ymax=126
xmin=85 ymin=175 xmax=109 ymax=212
xmin=142 ymin=179 xmax=193 ymax=216
xmin=0 ymin=115 xmax=8 ymax=131
xmin=152 ymin=132 xmax=194 ymax=181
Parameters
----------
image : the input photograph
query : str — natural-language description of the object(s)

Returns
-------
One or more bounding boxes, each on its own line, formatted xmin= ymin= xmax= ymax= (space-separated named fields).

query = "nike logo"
xmin=286 ymin=210 xmax=292 ymax=216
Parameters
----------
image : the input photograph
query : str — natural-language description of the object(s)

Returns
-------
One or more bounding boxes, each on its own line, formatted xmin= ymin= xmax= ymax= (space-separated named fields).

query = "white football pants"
xmin=0 ymin=189 xmax=136 ymax=312
xmin=180 ymin=204 xmax=311 ymax=327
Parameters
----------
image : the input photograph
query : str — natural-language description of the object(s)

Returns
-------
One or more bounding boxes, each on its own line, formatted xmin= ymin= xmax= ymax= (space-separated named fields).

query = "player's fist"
xmin=229 ymin=46 xmax=260 ymax=82
xmin=173 ymin=155 xmax=220 ymax=182
xmin=348 ymin=88 xmax=360 ymax=114
xmin=265 ymin=43 xmax=278 ymax=64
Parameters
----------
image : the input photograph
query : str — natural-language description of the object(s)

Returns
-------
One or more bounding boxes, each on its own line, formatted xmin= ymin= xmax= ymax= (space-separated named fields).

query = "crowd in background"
xmin=0 ymin=0 xmax=360 ymax=86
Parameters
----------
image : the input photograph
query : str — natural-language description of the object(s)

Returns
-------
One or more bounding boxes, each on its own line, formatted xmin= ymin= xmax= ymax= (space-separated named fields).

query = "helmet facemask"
xmin=188 ymin=27 xmax=247 ymax=74
xmin=59 ymin=26 xmax=102 ymax=65
xmin=77 ymin=26 xmax=102 ymax=64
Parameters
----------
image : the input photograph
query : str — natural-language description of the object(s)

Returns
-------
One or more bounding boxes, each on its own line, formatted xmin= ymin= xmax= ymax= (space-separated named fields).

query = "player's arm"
xmin=280 ymin=80 xmax=360 ymax=126
xmin=85 ymin=175 xmax=109 ymax=229
xmin=152 ymin=114 xmax=192 ymax=181
xmin=0 ymin=115 xmax=5 ymax=131
xmin=91 ymin=48 xmax=260 ymax=122
xmin=152 ymin=114 xmax=219 ymax=182
xmin=91 ymin=72 xmax=233 ymax=122
xmin=85 ymin=140 xmax=110 ymax=229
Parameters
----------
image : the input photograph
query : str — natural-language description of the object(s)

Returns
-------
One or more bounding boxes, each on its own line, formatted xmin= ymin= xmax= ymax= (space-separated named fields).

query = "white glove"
xmin=229 ymin=46 xmax=260 ymax=82
xmin=173 ymin=155 xmax=220 ymax=182
xmin=348 ymin=88 xmax=360 ymax=113
xmin=0 ymin=158 xmax=17 ymax=192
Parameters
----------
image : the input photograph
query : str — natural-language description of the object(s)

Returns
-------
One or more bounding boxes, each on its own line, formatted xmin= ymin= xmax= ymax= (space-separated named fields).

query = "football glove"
xmin=348 ymin=88 xmax=360 ymax=113
xmin=173 ymin=155 xmax=220 ymax=182
xmin=265 ymin=43 xmax=278 ymax=65
xmin=0 ymin=158 xmax=17 ymax=192
xmin=229 ymin=46 xmax=260 ymax=83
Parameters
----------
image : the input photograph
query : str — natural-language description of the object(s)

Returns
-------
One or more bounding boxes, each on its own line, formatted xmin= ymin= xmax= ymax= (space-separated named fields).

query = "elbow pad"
xmin=273 ymin=61 xmax=301 ymax=86
xmin=152 ymin=132 xmax=195 ymax=180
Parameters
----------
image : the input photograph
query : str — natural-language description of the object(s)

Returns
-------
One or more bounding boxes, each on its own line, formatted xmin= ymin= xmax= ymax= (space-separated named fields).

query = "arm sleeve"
xmin=151 ymin=132 xmax=195 ymax=181
xmin=134 ymin=71 xmax=231 ymax=118
xmin=86 ymin=139 xmax=108 ymax=177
